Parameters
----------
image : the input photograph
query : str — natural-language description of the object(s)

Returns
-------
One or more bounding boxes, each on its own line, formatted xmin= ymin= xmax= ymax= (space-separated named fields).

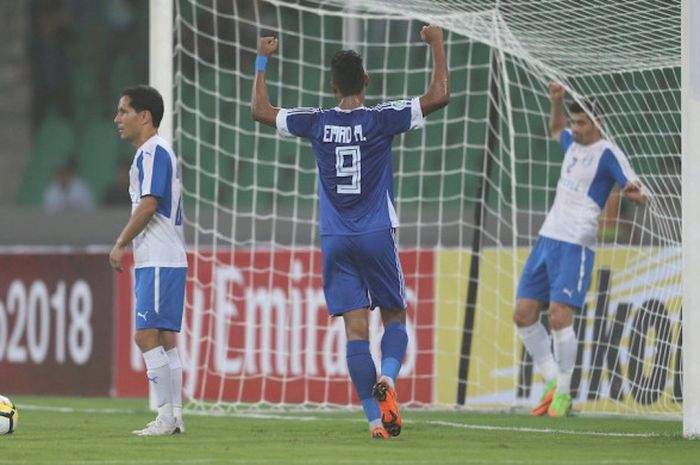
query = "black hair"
xmin=121 ymin=85 xmax=164 ymax=127
xmin=59 ymin=158 xmax=78 ymax=174
xmin=331 ymin=50 xmax=365 ymax=96
xmin=569 ymin=97 xmax=603 ymax=119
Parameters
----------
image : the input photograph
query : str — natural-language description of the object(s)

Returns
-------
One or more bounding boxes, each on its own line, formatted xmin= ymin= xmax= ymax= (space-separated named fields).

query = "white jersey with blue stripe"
xmin=539 ymin=128 xmax=638 ymax=248
xmin=129 ymin=134 xmax=187 ymax=268
xmin=276 ymin=97 xmax=424 ymax=235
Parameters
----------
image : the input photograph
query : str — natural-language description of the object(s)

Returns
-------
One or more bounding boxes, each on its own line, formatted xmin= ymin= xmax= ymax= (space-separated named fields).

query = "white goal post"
xmin=681 ymin=0 xmax=700 ymax=439
xmin=149 ymin=0 xmax=691 ymax=428
xmin=150 ymin=0 xmax=174 ymax=144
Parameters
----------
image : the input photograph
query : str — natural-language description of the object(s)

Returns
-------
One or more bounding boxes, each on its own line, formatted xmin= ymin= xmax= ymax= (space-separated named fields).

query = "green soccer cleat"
xmin=547 ymin=392 xmax=572 ymax=417
xmin=531 ymin=379 xmax=557 ymax=416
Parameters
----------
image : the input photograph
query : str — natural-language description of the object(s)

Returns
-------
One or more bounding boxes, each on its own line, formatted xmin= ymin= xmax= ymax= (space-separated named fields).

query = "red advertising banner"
xmin=0 ymin=253 xmax=113 ymax=395
xmin=115 ymin=249 xmax=435 ymax=405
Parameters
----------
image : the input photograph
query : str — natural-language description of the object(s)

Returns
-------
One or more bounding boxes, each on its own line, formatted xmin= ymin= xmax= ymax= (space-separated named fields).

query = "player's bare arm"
xmin=622 ymin=180 xmax=647 ymax=206
xmin=109 ymin=195 xmax=158 ymax=272
xmin=251 ymin=36 xmax=280 ymax=128
xmin=548 ymin=81 xmax=567 ymax=143
xmin=418 ymin=25 xmax=450 ymax=117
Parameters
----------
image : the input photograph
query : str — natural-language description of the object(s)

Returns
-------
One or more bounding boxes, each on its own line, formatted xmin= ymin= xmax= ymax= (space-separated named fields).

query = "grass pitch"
xmin=0 ymin=396 xmax=698 ymax=465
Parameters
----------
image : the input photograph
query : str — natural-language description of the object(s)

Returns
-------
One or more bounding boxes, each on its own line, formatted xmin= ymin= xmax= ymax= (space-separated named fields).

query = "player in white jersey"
xmin=514 ymin=82 xmax=647 ymax=417
xmin=110 ymin=85 xmax=187 ymax=436
xmin=251 ymin=27 xmax=449 ymax=438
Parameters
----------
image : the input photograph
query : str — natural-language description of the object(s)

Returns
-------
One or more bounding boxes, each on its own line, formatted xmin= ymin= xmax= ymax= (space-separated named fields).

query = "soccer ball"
xmin=0 ymin=395 xmax=18 ymax=434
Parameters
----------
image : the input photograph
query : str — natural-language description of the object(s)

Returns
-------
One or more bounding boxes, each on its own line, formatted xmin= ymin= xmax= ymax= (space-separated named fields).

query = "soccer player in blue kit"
xmin=514 ymin=82 xmax=647 ymax=417
xmin=251 ymin=26 xmax=449 ymax=439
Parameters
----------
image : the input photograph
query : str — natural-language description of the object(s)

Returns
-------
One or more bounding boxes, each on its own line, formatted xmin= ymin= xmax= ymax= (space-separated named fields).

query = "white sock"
xmin=167 ymin=348 xmax=183 ymax=419
xmin=517 ymin=322 xmax=557 ymax=382
xmin=379 ymin=375 xmax=395 ymax=391
xmin=552 ymin=326 xmax=577 ymax=394
xmin=369 ymin=418 xmax=383 ymax=431
xmin=142 ymin=346 xmax=173 ymax=420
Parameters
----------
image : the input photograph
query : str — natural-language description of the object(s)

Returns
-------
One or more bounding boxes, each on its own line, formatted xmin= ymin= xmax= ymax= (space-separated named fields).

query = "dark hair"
xmin=569 ymin=97 xmax=603 ymax=119
xmin=59 ymin=158 xmax=78 ymax=174
xmin=121 ymin=85 xmax=164 ymax=127
xmin=331 ymin=50 xmax=365 ymax=96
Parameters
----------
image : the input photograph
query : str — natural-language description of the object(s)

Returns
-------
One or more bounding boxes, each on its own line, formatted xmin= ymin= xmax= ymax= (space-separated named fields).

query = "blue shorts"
xmin=516 ymin=236 xmax=594 ymax=309
xmin=134 ymin=266 xmax=187 ymax=331
xmin=321 ymin=229 xmax=407 ymax=316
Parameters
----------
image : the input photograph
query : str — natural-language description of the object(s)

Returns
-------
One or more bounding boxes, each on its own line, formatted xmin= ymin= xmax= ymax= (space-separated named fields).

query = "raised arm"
xmin=251 ymin=37 xmax=280 ymax=127
xmin=418 ymin=25 xmax=450 ymax=117
xmin=548 ymin=81 xmax=567 ymax=142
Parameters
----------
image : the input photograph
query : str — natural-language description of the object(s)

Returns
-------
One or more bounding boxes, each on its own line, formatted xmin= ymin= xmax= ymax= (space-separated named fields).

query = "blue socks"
xmin=346 ymin=324 xmax=408 ymax=425
xmin=380 ymin=322 xmax=408 ymax=384
xmin=346 ymin=340 xmax=381 ymax=423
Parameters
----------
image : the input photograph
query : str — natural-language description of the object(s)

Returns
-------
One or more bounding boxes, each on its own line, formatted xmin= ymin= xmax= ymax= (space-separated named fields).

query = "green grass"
xmin=0 ymin=396 xmax=698 ymax=464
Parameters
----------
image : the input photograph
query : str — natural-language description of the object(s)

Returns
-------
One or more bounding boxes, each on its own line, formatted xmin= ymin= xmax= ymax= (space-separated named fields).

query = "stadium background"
xmin=0 ymin=1 xmax=678 ymax=246
xmin=0 ymin=0 xmax=681 ymax=413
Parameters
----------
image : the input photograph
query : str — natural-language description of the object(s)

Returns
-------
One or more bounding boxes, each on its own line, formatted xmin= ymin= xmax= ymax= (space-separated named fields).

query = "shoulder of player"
xmin=592 ymin=144 xmax=632 ymax=176
xmin=598 ymin=140 xmax=628 ymax=160
xmin=141 ymin=137 xmax=175 ymax=159
xmin=285 ymin=107 xmax=322 ymax=115
xmin=371 ymin=99 xmax=412 ymax=112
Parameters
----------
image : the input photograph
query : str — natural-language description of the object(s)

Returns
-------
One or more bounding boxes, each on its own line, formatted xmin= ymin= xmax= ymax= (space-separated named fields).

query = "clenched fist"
xmin=548 ymin=81 xmax=565 ymax=101
xmin=258 ymin=36 xmax=278 ymax=56
xmin=420 ymin=25 xmax=443 ymax=45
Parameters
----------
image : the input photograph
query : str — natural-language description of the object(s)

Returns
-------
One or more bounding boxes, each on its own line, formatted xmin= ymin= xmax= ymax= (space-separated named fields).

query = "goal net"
xmin=172 ymin=0 xmax=681 ymax=415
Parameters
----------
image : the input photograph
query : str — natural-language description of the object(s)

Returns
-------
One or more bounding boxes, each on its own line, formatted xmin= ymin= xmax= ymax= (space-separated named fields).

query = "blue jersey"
xmin=277 ymin=97 xmax=424 ymax=235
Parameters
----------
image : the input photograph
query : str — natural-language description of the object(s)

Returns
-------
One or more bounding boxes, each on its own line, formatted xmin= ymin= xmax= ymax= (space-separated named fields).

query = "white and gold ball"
xmin=0 ymin=395 xmax=18 ymax=434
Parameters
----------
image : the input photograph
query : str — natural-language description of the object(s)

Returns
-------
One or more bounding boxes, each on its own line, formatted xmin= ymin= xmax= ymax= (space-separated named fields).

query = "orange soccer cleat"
xmin=371 ymin=426 xmax=391 ymax=439
xmin=531 ymin=379 xmax=557 ymax=416
xmin=373 ymin=379 xmax=402 ymax=437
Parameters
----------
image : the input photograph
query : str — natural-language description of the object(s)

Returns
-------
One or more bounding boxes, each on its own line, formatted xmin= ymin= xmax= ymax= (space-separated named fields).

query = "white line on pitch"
xmin=424 ymin=420 xmax=661 ymax=438
xmin=19 ymin=404 xmax=320 ymax=421
xmin=19 ymin=404 xmax=663 ymax=438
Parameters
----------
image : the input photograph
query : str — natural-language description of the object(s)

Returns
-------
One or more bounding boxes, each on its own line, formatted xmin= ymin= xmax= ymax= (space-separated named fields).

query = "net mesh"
xmin=173 ymin=0 xmax=681 ymax=415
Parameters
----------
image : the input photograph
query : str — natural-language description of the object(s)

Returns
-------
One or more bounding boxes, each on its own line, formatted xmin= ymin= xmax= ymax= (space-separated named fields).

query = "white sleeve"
xmin=611 ymin=145 xmax=639 ymax=183
xmin=276 ymin=109 xmax=292 ymax=138
xmin=410 ymin=96 xmax=426 ymax=130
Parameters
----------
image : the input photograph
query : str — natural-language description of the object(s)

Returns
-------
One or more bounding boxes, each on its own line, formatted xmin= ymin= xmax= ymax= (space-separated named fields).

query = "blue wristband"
xmin=256 ymin=55 xmax=268 ymax=72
